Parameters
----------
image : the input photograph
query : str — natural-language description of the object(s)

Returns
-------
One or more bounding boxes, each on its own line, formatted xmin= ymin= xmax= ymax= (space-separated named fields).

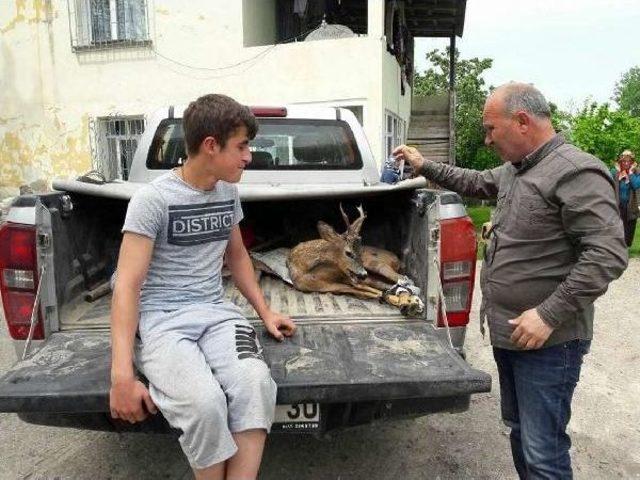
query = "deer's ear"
xmin=318 ymin=221 xmax=341 ymax=242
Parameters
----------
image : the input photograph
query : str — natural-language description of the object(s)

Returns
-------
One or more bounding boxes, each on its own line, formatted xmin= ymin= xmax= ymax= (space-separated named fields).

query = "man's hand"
xmin=261 ymin=310 xmax=296 ymax=341
xmin=110 ymin=376 xmax=157 ymax=423
xmin=508 ymin=308 xmax=553 ymax=350
xmin=392 ymin=144 xmax=426 ymax=174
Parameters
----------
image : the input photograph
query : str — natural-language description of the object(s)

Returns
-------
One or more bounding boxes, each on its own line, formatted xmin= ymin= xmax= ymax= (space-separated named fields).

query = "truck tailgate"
xmin=0 ymin=322 xmax=490 ymax=413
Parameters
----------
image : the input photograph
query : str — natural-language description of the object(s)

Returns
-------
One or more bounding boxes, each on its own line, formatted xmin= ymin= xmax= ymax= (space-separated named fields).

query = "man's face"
xmin=206 ymin=126 xmax=252 ymax=183
xmin=482 ymin=95 xmax=528 ymax=164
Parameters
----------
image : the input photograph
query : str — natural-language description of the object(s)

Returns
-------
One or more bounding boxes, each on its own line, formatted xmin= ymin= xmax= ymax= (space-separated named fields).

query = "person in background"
xmin=394 ymin=82 xmax=628 ymax=479
xmin=611 ymin=149 xmax=640 ymax=246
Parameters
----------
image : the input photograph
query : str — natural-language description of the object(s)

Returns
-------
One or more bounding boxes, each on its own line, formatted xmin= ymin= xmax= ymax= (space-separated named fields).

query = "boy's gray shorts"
xmin=135 ymin=302 xmax=277 ymax=470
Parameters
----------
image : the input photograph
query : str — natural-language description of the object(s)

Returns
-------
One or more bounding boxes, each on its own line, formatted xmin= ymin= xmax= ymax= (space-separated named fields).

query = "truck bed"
xmin=59 ymin=274 xmax=404 ymax=331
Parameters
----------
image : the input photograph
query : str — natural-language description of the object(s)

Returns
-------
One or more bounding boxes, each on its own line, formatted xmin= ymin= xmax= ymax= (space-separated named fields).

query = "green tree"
xmin=414 ymin=48 xmax=500 ymax=170
xmin=549 ymin=102 xmax=572 ymax=134
xmin=613 ymin=66 xmax=640 ymax=117
xmin=568 ymin=102 xmax=640 ymax=165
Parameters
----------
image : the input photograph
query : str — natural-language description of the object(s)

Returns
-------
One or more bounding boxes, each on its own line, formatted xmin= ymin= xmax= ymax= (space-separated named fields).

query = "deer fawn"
xmin=287 ymin=205 xmax=423 ymax=315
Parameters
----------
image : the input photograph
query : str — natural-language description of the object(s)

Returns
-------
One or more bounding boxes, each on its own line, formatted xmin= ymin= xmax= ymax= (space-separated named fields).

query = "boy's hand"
xmin=110 ymin=377 xmax=157 ymax=423
xmin=262 ymin=310 xmax=296 ymax=341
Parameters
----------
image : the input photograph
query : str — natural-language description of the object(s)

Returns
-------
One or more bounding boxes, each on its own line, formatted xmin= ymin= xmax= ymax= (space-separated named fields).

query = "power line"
xmin=151 ymin=25 xmax=321 ymax=73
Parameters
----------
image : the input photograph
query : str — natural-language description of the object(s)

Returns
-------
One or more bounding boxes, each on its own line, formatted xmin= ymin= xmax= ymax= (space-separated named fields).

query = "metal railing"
xmin=90 ymin=116 xmax=145 ymax=181
xmin=67 ymin=0 xmax=151 ymax=52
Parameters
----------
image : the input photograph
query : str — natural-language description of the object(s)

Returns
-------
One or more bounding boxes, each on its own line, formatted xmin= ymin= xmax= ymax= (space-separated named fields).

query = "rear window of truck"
xmin=146 ymin=118 xmax=363 ymax=170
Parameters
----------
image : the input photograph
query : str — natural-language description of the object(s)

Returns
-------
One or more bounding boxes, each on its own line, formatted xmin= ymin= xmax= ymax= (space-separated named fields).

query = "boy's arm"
xmin=110 ymin=232 xmax=157 ymax=422
xmin=225 ymin=225 xmax=296 ymax=340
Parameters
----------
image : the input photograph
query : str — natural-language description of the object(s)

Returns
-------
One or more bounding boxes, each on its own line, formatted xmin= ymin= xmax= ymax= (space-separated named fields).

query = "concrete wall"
xmin=381 ymin=47 xmax=412 ymax=148
xmin=0 ymin=0 xmax=411 ymax=191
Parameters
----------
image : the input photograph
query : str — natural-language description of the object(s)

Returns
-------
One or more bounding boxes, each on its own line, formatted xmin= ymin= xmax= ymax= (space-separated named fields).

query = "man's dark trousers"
xmin=493 ymin=340 xmax=591 ymax=479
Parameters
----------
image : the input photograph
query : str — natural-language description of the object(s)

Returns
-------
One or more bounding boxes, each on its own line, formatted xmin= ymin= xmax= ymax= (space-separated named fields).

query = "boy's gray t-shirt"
xmin=122 ymin=171 xmax=243 ymax=312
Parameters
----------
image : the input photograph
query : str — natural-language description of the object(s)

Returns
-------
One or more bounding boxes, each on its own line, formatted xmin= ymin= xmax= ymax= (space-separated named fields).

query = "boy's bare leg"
xmin=225 ymin=429 xmax=267 ymax=479
xmin=194 ymin=462 xmax=225 ymax=480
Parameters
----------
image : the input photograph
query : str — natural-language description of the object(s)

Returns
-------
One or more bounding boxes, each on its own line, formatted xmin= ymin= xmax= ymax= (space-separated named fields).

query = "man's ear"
xmin=515 ymin=111 xmax=530 ymax=130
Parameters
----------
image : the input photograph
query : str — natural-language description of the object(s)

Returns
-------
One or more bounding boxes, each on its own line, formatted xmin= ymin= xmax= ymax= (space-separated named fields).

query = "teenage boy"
xmin=110 ymin=94 xmax=296 ymax=480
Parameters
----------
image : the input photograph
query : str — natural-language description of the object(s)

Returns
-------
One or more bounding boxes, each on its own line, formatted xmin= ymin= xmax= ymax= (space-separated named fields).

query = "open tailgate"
xmin=0 ymin=322 xmax=490 ymax=413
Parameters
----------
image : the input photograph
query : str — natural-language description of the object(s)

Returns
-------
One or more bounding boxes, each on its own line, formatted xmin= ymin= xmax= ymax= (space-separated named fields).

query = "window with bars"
xmin=384 ymin=111 xmax=405 ymax=159
xmin=69 ymin=0 xmax=150 ymax=51
xmin=94 ymin=117 xmax=145 ymax=181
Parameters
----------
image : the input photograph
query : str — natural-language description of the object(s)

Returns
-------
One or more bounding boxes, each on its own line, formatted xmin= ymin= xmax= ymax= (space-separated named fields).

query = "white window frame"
xmin=69 ymin=0 xmax=151 ymax=51
xmin=384 ymin=110 xmax=406 ymax=160
xmin=92 ymin=116 xmax=145 ymax=181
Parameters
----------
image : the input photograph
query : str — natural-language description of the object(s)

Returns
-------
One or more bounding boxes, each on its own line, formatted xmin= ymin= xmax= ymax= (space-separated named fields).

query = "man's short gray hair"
xmin=500 ymin=83 xmax=551 ymax=119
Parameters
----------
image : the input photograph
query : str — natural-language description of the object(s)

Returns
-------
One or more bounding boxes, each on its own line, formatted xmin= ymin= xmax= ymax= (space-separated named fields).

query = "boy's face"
xmin=203 ymin=126 xmax=252 ymax=183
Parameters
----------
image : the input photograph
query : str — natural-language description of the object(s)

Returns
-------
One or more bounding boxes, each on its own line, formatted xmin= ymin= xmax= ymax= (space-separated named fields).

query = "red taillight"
xmin=0 ymin=223 xmax=44 ymax=340
xmin=3 ymin=290 xmax=44 ymax=339
xmin=250 ymin=107 xmax=287 ymax=117
xmin=5 ymin=227 xmax=37 ymax=267
xmin=438 ymin=216 xmax=477 ymax=328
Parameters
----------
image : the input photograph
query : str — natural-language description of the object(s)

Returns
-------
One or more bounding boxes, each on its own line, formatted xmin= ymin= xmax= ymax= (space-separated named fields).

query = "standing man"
xmin=611 ymin=149 xmax=640 ymax=247
xmin=394 ymin=83 xmax=628 ymax=479
xmin=110 ymin=94 xmax=296 ymax=480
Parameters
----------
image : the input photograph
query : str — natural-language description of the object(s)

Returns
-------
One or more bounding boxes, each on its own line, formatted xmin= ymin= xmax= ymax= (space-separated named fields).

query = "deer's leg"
xmin=314 ymin=282 xmax=382 ymax=299
xmin=351 ymin=283 xmax=384 ymax=297
xmin=362 ymin=275 xmax=394 ymax=291
xmin=365 ymin=262 xmax=400 ymax=284
xmin=291 ymin=273 xmax=382 ymax=299
xmin=362 ymin=247 xmax=401 ymax=284
xmin=381 ymin=289 xmax=424 ymax=316
xmin=342 ymin=286 xmax=382 ymax=299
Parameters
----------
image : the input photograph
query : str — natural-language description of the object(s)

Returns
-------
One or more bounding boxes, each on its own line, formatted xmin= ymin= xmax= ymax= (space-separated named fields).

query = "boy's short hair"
xmin=183 ymin=94 xmax=258 ymax=155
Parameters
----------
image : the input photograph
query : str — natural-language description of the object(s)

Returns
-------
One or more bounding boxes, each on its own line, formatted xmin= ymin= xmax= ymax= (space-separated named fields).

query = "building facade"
xmin=0 ymin=0 xmax=465 ymax=191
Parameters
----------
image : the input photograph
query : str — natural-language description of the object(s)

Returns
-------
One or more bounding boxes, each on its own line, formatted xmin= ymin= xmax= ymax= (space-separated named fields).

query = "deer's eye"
xmin=345 ymin=250 xmax=355 ymax=259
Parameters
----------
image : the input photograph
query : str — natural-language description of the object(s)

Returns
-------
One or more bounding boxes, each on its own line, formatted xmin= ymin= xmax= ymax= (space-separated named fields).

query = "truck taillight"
xmin=0 ymin=223 xmax=44 ymax=340
xmin=438 ymin=216 xmax=477 ymax=328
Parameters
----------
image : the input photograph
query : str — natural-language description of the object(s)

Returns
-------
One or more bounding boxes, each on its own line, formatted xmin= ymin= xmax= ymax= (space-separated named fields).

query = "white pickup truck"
xmin=0 ymin=105 xmax=490 ymax=434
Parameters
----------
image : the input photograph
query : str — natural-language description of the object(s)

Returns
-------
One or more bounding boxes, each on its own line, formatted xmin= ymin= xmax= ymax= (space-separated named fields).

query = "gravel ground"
xmin=1 ymin=260 xmax=639 ymax=479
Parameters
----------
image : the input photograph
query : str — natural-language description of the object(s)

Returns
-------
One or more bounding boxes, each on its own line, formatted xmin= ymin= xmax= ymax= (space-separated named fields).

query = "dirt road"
xmin=1 ymin=261 xmax=639 ymax=479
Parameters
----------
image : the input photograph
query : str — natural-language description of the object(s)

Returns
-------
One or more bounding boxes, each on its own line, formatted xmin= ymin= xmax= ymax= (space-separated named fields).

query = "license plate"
xmin=272 ymin=403 xmax=320 ymax=432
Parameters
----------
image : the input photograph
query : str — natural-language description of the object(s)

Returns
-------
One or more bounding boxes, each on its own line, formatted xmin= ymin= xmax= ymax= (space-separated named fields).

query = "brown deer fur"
xmin=287 ymin=205 xmax=402 ymax=299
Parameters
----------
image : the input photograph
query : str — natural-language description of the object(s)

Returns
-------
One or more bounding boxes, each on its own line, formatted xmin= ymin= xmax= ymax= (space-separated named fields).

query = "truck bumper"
xmin=17 ymin=395 xmax=473 ymax=434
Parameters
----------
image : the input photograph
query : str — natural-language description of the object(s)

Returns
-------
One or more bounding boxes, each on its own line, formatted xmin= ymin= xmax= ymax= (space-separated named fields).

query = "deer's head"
xmin=316 ymin=205 xmax=367 ymax=286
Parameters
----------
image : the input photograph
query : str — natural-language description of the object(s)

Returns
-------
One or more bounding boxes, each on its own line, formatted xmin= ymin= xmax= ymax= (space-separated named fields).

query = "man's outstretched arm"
xmin=393 ymin=145 xmax=503 ymax=199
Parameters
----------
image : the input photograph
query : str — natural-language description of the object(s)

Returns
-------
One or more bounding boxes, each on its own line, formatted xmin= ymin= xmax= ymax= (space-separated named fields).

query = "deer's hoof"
xmin=400 ymin=295 xmax=425 ymax=317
